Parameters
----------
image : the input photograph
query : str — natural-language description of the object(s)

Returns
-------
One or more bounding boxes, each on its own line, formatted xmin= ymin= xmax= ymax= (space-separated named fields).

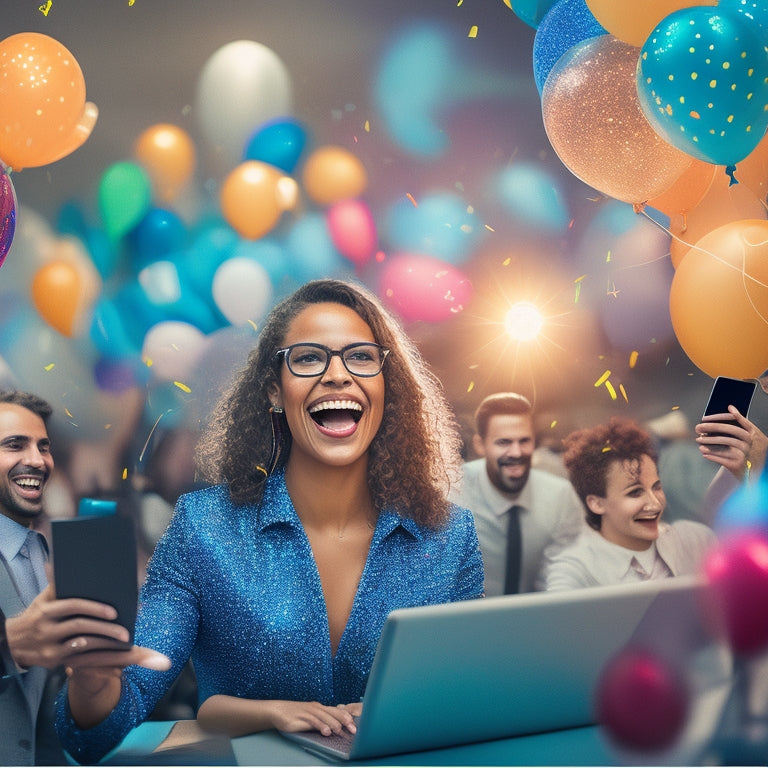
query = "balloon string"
xmin=636 ymin=206 xmax=768 ymax=322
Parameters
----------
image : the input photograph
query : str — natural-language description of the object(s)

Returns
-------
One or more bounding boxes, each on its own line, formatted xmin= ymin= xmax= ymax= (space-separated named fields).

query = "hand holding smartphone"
xmin=701 ymin=376 xmax=757 ymax=449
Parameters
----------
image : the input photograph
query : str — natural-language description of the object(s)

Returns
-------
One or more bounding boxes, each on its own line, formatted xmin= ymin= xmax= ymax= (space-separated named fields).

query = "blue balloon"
xmin=508 ymin=0 xmax=560 ymax=29
xmin=383 ymin=192 xmax=483 ymax=264
xmin=637 ymin=7 xmax=768 ymax=165
xmin=244 ymin=118 xmax=307 ymax=173
xmin=284 ymin=214 xmax=347 ymax=284
xmin=716 ymin=475 xmax=768 ymax=536
xmin=131 ymin=207 xmax=187 ymax=270
xmin=90 ymin=297 xmax=141 ymax=360
xmin=494 ymin=163 xmax=570 ymax=234
xmin=718 ymin=0 xmax=768 ymax=38
xmin=533 ymin=0 xmax=606 ymax=94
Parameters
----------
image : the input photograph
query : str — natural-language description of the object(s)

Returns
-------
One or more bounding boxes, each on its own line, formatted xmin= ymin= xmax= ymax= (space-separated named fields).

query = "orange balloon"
xmin=220 ymin=161 xmax=286 ymax=240
xmin=585 ymin=0 xmax=718 ymax=47
xmin=31 ymin=260 xmax=85 ymax=337
xmin=0 ymin=33 xmax=96 ymax=171
xmin=134 ymin=123 xmax=196 ymax=203
xmin=669 ymin=169 xmax=768 ymax=267
xmin=541 ymin=36 xmax=693 ymax=205
xmin=646 ymin=159 xmax=717 ymax=219
xmin=301 ymin=146 xmax=368 ymax=206
xmin=670 ymin=219 xmax=768 ymax=378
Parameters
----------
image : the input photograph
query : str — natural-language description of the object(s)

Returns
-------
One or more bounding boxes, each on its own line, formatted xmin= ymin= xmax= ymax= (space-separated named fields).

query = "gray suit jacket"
xmin=0 ymin=552 xmax=67 ymax=766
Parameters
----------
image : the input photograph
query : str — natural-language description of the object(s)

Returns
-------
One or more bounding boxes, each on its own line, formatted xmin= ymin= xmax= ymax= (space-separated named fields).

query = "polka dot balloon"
xmin=636 ymin=6 xmax=768 ymax=166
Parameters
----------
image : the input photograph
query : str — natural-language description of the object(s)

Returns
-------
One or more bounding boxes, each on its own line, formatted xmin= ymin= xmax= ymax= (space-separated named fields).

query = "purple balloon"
xmin=0 ymin=170 xmax=17 ymax=269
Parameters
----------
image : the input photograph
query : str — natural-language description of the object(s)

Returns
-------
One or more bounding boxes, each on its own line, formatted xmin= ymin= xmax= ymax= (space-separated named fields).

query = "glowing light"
xmin=504 ymin=302 xmax=544 ymax=341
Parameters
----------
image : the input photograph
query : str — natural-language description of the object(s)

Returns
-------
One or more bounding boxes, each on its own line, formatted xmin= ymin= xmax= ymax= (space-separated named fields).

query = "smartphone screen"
xmin=52 ymin=514 xmax=138 ymax=644
xmin=703 ymin=376 xmax=757 ymax=419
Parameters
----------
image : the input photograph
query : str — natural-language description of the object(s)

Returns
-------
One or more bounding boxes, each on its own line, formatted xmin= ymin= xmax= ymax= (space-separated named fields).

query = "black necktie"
xmin=504 ymin=505 xmax=522 ymax=595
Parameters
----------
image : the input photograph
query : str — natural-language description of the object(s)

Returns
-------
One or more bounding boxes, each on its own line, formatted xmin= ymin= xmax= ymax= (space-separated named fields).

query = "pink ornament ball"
xmin=595 ymin=647 xmax=689 ymax=752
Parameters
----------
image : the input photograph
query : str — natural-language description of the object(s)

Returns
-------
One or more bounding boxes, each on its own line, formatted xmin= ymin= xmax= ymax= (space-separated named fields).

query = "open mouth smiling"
xmin=308 ymin=399 xmax=363 ymax=434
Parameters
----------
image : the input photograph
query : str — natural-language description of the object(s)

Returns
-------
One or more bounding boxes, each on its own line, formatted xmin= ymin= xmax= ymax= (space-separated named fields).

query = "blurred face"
xmin=270 ymin=302 xmax=385 ymax=471
xmin=587 ymin=454 xmax=666 ymax=551
xmin=0 ymin=404 xmax=53 ymax=527
xmin=473 ymin=413 xmax=535 ymax=497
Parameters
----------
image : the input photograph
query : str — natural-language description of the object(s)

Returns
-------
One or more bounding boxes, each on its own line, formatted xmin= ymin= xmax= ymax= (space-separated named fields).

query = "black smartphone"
xmin=52 ymin=513 xmax=138 ymax=645
xmin=703 ymin=376 xmax=757 ymax=419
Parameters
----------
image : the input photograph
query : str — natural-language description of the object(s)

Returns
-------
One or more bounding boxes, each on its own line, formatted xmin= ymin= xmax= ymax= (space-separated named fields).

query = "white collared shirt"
xmin=451 ymin=459 xmax=586 ymax=595
xmin=541 ymin=519 xmax=718 ymax=591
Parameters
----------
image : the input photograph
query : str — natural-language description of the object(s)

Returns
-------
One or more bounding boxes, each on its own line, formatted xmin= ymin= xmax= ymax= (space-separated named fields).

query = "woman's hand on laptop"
xmin=197 ymin=696 xmax=359 ymax=738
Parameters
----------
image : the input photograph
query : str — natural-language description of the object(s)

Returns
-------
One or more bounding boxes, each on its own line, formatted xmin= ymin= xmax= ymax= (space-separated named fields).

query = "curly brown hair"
xmin=196 ymin=279 xmax=462 ymax=528
xmin=562 ymin=417 xmax=658 ymax=531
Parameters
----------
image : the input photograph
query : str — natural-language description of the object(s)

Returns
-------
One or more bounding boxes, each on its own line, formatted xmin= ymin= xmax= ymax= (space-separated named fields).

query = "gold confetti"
xmin=619 ymin=384 xmax=628 ymax=403
xmin=550 ymin=420 xmax=558 ymax=429
xmin=606 ymin=250 xmax=612 ymax=263
xmin=406 ymin=192 xmax=418 ymax=207
xmin=467 ymin=381 xmax=475 ymax=393
xmin=629 ymin=350 xmax=639 ymax=368
xmin=144 ymin=357 xmax=153 ymax=367
xmin=247 ymin=319 xmax=259 ymax=332
xmin=605 ymin=381 xmax=618 ymax=400
xmin=574 ymin=274 xmax=586 ymax=303
xmin=39 ymin=0 xmax=52 ymax=15
xmin=468 ymin=25 xmax=478 ymax=38
xmin=502 ymin=257 xmax=511 ymax=266
xmin=364 ymin=120 xmax=371 ymax=132
xmin=174 ymin=381 xmax=192 ymax=393
xmin=601 ymin=445 xmax=612 ymax=453
xmin=65 ymin=408 xmax=74 ymax=418
xmin=44 ymin=363 xmax=55 ymax=372
xmin=122 ymin=467 xmax=128 ymax=480
xmin=594 ymin=370 xmax=611 ymax=387
xmin=128 ymin=0 xmax=136 ymax=5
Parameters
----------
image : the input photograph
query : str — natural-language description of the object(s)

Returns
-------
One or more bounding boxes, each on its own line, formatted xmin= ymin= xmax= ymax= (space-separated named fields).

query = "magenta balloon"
xmin=596 ymin=647 xmax=689 ymax=751
xmin=327 ymin=199 xmax=377 ymax=267
xmin=703 ymin=532 xmax=768 ymax=656
xmin=0 ymin=169 xmax=17 ymax=268
xmin=379 ymin=254 xmax=472 ymax=323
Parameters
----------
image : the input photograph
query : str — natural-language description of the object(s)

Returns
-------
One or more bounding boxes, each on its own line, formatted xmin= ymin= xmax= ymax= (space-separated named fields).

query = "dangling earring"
xmin=267 ymin=405 xmax=285 ymax=474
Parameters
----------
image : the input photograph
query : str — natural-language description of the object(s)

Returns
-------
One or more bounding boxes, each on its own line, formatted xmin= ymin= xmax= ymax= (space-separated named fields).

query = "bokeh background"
xmin=1 ymin=0 xmax=767 ymax=495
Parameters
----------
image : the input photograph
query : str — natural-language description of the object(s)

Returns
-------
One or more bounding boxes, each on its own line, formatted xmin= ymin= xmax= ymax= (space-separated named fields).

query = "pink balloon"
xmin=703 ymin=532 xmax=768 ymax=656
xmin=596 ymin=647 xmax=690 ymax=752
xmin=0 ymin=168 xmax=17 ymax=268
xmin=326 ymin=199 xmax=377 ymax=266
xmin=379 ymin=253 xmax=472 ymax=323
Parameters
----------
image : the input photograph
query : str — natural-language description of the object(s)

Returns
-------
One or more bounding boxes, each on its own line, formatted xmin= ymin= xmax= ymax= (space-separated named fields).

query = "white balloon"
xmin=212 ymin=257 xmax=273 ymax=326
xmin=195 ymin=40 xmax=293 ymax=167
xmin=142 ymin=321 xmax=207 ymax=382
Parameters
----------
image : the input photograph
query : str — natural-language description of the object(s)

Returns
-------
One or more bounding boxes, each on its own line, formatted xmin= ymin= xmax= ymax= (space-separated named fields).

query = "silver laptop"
xmin=280 ymin=576 xmax=725 ymax=761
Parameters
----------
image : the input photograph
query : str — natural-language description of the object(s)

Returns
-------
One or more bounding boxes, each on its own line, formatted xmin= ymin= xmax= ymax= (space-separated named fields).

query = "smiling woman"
xmin=540 ymin=417 xmax=718 ymax=592
xmin=56 ymin=279 xmax=484 ymax=763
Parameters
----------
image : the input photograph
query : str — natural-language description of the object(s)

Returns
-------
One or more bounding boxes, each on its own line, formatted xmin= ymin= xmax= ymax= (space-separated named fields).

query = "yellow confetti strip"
xmin=122 ymin=468 xmax=128 ymax=480
xmin=619 ymin=384 xmax=628 ymax=403
xmin=602 ymin=445 xmax=612 ymax=453
xmin=550 ymin=420 xmax=558 ymax=429
xmin=364 ymin=120 xmax=370 ymax=132
xmin=64 ymin=408 xmax=74 ymax=419
xmin=174 ymin=381 xmax=192 ymax=393
xmin=247 ymin=319 xmax=259 ymax=332
xmin=502 ymin=257 xmax=511 ymax=266
xmin=467 ymin=381 xmax=475 ymax=393
xmin=629 ymin=350 xmax=639 ymax=368
xmin=468 ymin=25 xmax=478 ymax=38
xmin=574 ymin=274 xmax=586 ymax=303
xmin=406 ymin=193 xmax=418 ymax=207
xmin=594 ymin=370 xmax=611 ymax=387
xmin=605 ymin=381 xmax=618 ymax=400
xmin=44 ymin=363 xmax=55 ymax=372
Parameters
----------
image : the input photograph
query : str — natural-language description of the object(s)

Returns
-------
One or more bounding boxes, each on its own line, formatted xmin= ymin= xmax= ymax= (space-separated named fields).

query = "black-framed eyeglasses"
xmin=275 ymin=342 xmax=390 ymax=378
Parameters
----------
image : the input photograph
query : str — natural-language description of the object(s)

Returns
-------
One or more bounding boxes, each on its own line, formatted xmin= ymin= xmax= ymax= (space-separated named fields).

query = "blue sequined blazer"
xmin=57 ymin=470 xmax=484 ymax=763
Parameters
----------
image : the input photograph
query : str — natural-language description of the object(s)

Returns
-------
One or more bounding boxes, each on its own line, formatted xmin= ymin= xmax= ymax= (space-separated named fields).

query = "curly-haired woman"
xmin=57 ymin=279 xmax=483 ymax=762
xmin=541 ymin=417 xmax=716 ymax=592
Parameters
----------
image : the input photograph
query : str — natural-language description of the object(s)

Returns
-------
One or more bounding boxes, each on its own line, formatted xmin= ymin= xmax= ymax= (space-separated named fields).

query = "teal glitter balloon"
xmin=637 ymin=7 xmax=768 ymax=166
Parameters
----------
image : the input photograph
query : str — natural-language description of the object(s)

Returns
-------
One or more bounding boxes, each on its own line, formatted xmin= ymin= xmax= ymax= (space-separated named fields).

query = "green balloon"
xmin=98 ymin=161 xmax=152 ymax=240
